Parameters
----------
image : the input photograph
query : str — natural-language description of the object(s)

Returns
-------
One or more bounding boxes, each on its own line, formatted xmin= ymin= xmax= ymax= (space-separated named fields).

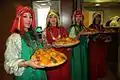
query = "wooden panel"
xmin=61 ymin=0 xmax=73 ymax=29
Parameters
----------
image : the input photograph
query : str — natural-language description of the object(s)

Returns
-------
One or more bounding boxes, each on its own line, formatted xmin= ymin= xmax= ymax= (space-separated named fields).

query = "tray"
xmin=52 ymin=37 xmax=80 ymax=47
xmin=31 ymin=48 xmax=67 ymax=67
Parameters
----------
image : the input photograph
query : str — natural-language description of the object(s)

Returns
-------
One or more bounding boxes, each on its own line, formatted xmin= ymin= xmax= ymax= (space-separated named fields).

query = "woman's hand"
xmin=76 ymin=31 xmax=81 ymax=39
xmin=44 ymin=44 xmax=53 ymax=49
xmin=52 ymin=43 xmax=62 ymax=48
xmin=67 ymin=48 xmax=72 ymax=53
xmin=24 ymin=59 xmax=46 ymax=69
xmin=95 ymin=34 xmax=112 ymax=42
xmin=104 ymin=36 xmax=112 ymax=43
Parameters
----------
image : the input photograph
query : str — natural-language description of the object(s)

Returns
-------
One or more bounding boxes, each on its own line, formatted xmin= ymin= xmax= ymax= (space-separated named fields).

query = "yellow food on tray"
xmin=31 ymin=48 xmax=67 ymax=67
xmin=104 ymin=29 xmax=116 ymax=33
xmin=80 ymin=28 xmax=99 ymax=35
xmin=53 ymin=37 xmax=80 ymax=47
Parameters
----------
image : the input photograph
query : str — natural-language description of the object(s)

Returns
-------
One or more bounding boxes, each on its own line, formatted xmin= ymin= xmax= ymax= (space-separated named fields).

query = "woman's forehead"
xmin=23 ymin=12 xmax=32 ymax=15
xmin=95 ymin=15 xmax=101 ymax=18
xmin=49 ymin=14 xmax=57 ymax=17
xmin=76 ymin=14 xmax=82 ymax=17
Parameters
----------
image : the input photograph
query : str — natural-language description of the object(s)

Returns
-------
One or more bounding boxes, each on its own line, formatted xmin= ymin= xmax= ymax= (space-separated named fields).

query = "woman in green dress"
xmin=4 ymin=5 xmax=47 ymax=80
xmin=69 ymin=10 xmax=88 ymax=80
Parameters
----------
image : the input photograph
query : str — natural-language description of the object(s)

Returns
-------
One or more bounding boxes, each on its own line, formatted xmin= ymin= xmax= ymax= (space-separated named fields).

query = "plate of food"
xmin=31 ymin=48 xmax=67 ymax=67
xmin=105 ymin=26 xmax=120 ymax=28
xmin=99 ymin=28 xmax=116 ymax=34
xmin=80 ymin=28 xmax=99 ymax=35
xmin=52 ymin=37 xmax=80 ymax=47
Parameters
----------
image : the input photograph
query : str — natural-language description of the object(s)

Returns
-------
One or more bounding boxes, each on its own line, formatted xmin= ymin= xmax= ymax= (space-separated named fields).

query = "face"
xmin=94 ymin=15 xmax=101 ymax=24
xmin=49 ymin=15 xmax=57 ymax=26
xmin=75 ymin=15 xmax=83 ymax=23
xmin=22 ymin=12 xmax=32 ymax=29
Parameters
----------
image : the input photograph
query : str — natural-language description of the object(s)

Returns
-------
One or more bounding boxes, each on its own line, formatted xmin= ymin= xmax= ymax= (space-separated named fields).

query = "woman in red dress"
xmin=88 ymin=12 xmax=111 ymax=80
xmin=42 ymin=10 xmax=71 ymax=80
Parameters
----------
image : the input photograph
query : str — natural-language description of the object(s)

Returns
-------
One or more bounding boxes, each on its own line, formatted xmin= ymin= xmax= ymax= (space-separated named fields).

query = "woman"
xmin=42 ymin=10 xmax=71 ymax=80
xmin=69 ymin=9 xmax=88 ymax=80
xmin=4 ymin=5 xmax=47 ymax=80
xmin=89 ymin=12 xmax=108 ymax=80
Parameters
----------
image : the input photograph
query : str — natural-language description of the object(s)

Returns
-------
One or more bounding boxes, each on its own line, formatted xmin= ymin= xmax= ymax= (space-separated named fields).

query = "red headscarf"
xmin=72 ymin=9 xmax=84 ymax=24
xmin=10 ymin=5 xmax=36 ymax=34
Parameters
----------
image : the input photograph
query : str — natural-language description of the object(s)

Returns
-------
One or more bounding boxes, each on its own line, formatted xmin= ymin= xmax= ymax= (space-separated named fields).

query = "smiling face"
xmin=75 ymin=15 xmax=83 ymax=24
xmin=49 ymin=15 xmax=57 ymax=26
xmin=22 ymin=12 xmax=33 ymax=31
xmin=94 ymin=15 xmax=101 ymax=24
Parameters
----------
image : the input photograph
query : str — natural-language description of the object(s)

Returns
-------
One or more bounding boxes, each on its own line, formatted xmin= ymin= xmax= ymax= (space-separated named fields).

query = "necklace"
xmin=22 ymin=30 xmax=40 ymax=52
xmin=50 ymin=28 xmax=61 ymax=41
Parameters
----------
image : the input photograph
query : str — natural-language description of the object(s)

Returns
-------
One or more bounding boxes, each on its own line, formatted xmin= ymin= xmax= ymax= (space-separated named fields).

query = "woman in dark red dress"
xmin=88 ymin=12 xmax=110 ymax=80
xmin=42 ymin=10 xmax=71 ymax=80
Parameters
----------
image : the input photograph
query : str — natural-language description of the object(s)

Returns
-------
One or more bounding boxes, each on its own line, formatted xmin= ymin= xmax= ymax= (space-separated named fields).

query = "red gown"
xmin=45 ymin=26 xmax=71 ymax=80
xmin=89 ymin=24 xmax=107 ymax=80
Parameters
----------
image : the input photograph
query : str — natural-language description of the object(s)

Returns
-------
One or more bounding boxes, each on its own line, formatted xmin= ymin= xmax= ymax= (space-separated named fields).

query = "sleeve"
xmin=69 ymin=27 xmax=76 ymax=38
xmin=4 ymin=33 xmax=25 ymax=76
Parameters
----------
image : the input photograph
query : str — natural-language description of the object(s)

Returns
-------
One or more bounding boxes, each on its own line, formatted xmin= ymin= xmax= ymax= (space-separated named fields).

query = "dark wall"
xmin=0 ymin=0 xmax=31 ymax=61
xmin=106 ymin=33 xmax=118 ymax=77
xmin=0 ymin=0 xmax=31 ymax=80
xmin=61 ymin=0 xmax=73 ymax=29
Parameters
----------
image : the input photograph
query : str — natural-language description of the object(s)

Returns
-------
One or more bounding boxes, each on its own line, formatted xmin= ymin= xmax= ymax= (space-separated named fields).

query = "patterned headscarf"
xmin=72 ymin=9 xmax=84 ymax=24
xmin=46 ymin=10 xmax=60 ymax=27
xmin=10 ymin=5 xmax=36 ymax=34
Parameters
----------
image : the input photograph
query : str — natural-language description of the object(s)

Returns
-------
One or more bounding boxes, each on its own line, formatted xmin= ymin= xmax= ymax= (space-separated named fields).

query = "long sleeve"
xmin=4 ymin=33 xmax=25 ymax=76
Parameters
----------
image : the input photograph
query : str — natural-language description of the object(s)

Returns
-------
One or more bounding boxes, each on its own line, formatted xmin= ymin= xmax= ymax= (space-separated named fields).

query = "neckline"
xmin=23 ymin=32 xmax=40 ymax=51
xmin=49 ymin=28 xmax=61 ymax=41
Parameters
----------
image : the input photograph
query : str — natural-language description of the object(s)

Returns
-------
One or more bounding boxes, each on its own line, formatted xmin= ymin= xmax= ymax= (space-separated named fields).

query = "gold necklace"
xmin=50 ymin=29 xmax=61 ymax=41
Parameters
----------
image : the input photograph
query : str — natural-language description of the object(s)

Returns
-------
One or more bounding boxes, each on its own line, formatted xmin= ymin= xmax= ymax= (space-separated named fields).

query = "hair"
xmin=10 ymin=5 xmax=36 ymax=34
xmin=21 ymin=27 xmax=39 ymax=50
xmin=46 ymin=20 xmax=59 ymax=29
xmin=72 ymin=9 xmax=84 ymax=25
xmin=46 ymin=10 xmax=60 ymax=29
xmin=93 ymin=14 xmax=101 ymax=24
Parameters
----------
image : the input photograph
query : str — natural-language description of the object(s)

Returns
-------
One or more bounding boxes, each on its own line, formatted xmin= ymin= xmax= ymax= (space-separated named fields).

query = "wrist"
xmin=22 ymin=61 xmax=29 ymax=67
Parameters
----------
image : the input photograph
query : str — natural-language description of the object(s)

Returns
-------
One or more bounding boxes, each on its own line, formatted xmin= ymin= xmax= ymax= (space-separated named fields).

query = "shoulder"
xmin=69 ymin=24 xmax=77 ymax=29
xmin=6 ymin=33 xmax=21 ymax=44
xmin=59 ymin=26 xmax=67 ymax=30
xmin=60 ymin=26 xmax=65 ymax=29
xmin=59 ymin=26 xmax=68 ymax=32
xmin=69 ymin=25 xmax=76 ymax=30
xmin=9 ymin=33 xmax=21 ymax=39
xmin=71 ymin=24 xmax=75 ymax=27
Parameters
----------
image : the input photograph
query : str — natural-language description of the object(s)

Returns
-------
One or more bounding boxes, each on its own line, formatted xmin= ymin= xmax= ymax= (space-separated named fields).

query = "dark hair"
xmin=21 ymin=27 xmax=39 ymax=50
xmin=105 ymin=20 xmax=112 ymax=26
xmin=93 ymin=14 xmax=101 ymax=24
xmin=13 ymin=29 xmax=20 ymax=34
xmin=13 ymin=25 xmax=33 ymax=34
